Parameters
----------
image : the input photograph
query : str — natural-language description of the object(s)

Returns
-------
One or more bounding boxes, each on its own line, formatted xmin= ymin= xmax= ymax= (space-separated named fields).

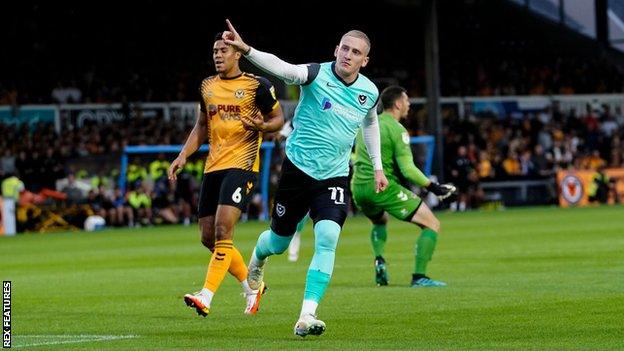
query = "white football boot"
xmin=294 ymin=313 xmax=326 ymax=337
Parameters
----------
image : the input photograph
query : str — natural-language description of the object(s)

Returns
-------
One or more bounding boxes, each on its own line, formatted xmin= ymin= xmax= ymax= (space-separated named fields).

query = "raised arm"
xmin=362 ymin=106 xmax=388 ymax=193
xmin=222 ymin=19 xmax=311 ymax=85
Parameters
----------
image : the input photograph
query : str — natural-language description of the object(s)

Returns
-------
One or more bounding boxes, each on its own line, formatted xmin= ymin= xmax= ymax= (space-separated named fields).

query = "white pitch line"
xmin=13 ymin=334 xmax=138 ymax=348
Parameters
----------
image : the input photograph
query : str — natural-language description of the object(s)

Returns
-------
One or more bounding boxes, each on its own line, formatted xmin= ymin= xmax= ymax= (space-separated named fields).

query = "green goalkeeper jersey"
xmin=352 ymin=112 xmax=429 ymax=187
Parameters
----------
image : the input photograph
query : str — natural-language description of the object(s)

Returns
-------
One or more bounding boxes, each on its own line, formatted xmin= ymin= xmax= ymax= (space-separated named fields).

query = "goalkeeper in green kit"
xmin=351 ymin=85 xmax=456 ymax=287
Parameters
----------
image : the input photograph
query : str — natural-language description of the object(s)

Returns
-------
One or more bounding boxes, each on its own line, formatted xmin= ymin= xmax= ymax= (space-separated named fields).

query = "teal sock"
xmin=296 ymin=214 xmax=309 ymax=233
xmin=415 ymin=228 xmax=438 ymax=275
xmin=371 ymin=224 xmax=387 ymax=257
xmin=303 ymin=220 xmax=340 ymax=302
xmin=303 ymin=270 xmax=331 ymax=302
xmin=253 ymin=229 xmax=293 ymax=261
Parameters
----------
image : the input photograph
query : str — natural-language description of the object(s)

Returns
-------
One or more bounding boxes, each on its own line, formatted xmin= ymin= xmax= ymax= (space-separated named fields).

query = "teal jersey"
xmin=286 ymin=62 xmax=379 ymax=180
xmin=352 ymin=112 xmax=429 ymax=187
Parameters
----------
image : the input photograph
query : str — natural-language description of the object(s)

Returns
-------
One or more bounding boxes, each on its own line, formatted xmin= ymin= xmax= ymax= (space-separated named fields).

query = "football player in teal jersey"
xmin=223 ymin=19 xmax=388 ymax=337
xmin=351 ymin=86 xmax=456 ymax=288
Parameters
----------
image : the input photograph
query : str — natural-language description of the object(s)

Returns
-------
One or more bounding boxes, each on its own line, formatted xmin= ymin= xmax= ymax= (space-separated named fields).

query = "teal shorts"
xmin=350 ymin=180 xmax=422 ymax=221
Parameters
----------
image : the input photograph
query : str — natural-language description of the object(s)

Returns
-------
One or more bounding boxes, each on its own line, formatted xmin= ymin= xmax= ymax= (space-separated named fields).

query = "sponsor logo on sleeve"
xmin=402 ymin=132 xmax=410 ymax=144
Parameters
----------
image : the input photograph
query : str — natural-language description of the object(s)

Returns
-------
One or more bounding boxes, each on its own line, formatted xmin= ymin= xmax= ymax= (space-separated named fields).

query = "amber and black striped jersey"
xmin=199 ymin=73 xmax=280 ymax=173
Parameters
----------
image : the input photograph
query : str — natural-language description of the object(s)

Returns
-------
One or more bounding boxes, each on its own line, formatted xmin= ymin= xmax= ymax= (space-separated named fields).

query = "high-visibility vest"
xmin=1 ymin=176 xmax=24 ymax=200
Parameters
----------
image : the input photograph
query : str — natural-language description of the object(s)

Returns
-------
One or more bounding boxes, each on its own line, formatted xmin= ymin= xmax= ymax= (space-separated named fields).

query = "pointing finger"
xmin=225 ymin=19 xmax=239 ymax=37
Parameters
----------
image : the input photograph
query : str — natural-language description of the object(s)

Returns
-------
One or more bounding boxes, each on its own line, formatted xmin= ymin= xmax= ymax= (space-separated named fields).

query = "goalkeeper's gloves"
xmin=426 ymin=182 xmax=457 ymax=201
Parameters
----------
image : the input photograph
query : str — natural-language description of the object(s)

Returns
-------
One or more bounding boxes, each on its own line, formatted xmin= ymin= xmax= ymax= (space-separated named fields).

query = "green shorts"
xmin=350 ymin=180 xmax=422 ymax=221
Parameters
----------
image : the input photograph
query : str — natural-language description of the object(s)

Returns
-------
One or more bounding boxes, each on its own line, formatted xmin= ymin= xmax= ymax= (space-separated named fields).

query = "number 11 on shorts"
xmin=328 ymin=187 xmax=345 ymax=204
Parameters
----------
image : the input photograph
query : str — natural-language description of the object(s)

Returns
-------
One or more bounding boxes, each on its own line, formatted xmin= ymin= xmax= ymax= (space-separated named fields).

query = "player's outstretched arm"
xmin=168 ymin=111 xmax=208 ymax=180
xmin=392 ymin=130 xmax=456 ymax=199
xmin=395 ymin=153 xmax=430 ymax=187
xmin=222 ymin=19 xmax=309 ymax=85
xmin=362 ymin=106 xmax=388 ymax=193
xmin=392 ymin=124 xmax=431 ymax=188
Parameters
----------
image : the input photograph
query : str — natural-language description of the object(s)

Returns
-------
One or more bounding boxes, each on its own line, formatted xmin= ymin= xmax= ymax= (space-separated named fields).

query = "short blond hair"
xmin=341 ymin=30 xmax=371 ymax=52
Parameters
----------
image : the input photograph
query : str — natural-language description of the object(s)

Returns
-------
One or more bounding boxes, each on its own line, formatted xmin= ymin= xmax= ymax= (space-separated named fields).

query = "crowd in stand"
xmin=440 ymin=57 xmax=624 ymax=97
xmin=0 ymin=113 xmax=274 ymax=229
xmin=0 ymin=118 xmax=201 ymax=229
xmin=2 ymin=96 xmax=623 ymax=228
xmin=2 ymin=56 xmax=624 ymax=106
xmin=439 ymin=102 xmax=624 ymax=209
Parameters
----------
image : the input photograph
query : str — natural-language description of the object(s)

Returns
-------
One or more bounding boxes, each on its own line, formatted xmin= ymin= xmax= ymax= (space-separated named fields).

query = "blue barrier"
xmin=120 ymin=136 xmax=433 ymax=221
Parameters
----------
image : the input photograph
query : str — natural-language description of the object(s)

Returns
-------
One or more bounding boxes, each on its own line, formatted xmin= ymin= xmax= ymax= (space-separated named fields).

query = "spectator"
xmin=449 ymin=145 xmax=473 ymax=211
xmin=531 ymin=144 xmax=552 ymax=177
xmin=519 ymin=149 xmax=534 ymax=176
xmin=0 ymin=149 xmax=16 ymax=177
xmin=61 ymin=174 xmax=87 ymax=205
xmin=477 ymin=150 xmax=493 ymax=180
xmin=502 ymin=151 xmax=521 ymax=176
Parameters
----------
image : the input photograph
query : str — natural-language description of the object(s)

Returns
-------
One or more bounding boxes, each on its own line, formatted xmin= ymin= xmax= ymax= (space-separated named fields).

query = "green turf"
xmin=2 ymin=206 xmax=623 ymax=350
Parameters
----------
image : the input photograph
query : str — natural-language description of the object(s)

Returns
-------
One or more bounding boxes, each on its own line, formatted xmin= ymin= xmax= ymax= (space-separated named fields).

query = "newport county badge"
xmin=561 ymin=175 xmax=583 ymax=204
xmin=235 ymin=89 xmax=245 ymax=99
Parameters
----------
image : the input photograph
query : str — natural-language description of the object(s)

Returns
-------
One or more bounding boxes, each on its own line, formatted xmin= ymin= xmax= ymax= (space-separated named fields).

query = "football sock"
xmin=253 ymin=229 xmax=292 ymax=261
xmin=288 ymin=232 xmax=301 ymax=258
xmin=371 ymin=224 xmax=387 ymax=257
xmin=415 ymin=228 xmax=438 ymax=275
xmin=199 ymin=288 xmax=214 ymax=306
xmin=288 ymin=216 xmax=308 ymax=260
xmin=203 ymin=239 xmax=233 ymax=294
xmin=300 ymin=299 xmax=319 ymax=317
xmin=296 ymin=215 xmax=309 ymax=233
xmin=241 ymin=279 xmax=253 ymax=295
xmin=228 ymin=246 xmax=247 ymax=282
xmin=302 ymin=220 xmax=340 ymax=311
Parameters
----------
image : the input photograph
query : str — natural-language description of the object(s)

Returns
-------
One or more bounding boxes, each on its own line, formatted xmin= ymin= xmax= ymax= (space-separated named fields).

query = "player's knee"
xmin=314 ymin=220 xmax=341 ymax=252
xmin=271 ymin=236 xmax=291 ymax=254
xmin=260 ymin=229 xmax=291 ymax=254
xmin=429 ymin=217 xmax=441 ymax=233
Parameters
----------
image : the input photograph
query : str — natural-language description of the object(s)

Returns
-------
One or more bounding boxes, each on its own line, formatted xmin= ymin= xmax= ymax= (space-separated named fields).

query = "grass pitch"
xmin=2 ymin=206 xmax=623 ymax=350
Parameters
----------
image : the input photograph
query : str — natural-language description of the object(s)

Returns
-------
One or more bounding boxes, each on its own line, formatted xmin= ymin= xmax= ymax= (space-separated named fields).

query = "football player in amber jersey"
xmin=168 ymin=32 xmax=284 ymax=317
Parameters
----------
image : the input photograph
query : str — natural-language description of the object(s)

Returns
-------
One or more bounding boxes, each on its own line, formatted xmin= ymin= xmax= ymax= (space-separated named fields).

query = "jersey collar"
xmin=331 ymin=62 xmax=359 ymax=87
xmin=219 ymin=73 xmax=243 ymax=80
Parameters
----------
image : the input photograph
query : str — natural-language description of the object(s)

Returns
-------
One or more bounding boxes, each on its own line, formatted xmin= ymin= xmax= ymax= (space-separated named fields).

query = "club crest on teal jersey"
xmin=358 ymin=94 xmax=367 ymax=105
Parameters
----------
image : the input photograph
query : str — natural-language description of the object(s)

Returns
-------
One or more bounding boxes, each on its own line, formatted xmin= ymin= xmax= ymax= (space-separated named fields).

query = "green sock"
xmin=371 ymin=224 xmax=387 ymax=257
xmin=415 ymin=228 xmax=438 ymax=275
